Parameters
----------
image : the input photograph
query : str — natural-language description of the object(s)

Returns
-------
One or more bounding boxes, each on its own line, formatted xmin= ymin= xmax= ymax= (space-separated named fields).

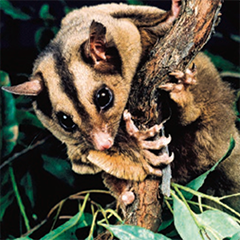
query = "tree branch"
xmin=123 ymin=0 xmax=223 ymax=232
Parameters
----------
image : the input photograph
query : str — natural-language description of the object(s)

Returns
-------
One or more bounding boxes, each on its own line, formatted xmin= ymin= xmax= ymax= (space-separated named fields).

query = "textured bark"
xmin=128 ymin=0 xmax=222 ymax=125
xmin=97 ymin=1 xmax=223 ymax=238
xmin=123 ymin=0 xmax=222 ymax=232
xmin=124 ymin=178 xmax=162 ymax=232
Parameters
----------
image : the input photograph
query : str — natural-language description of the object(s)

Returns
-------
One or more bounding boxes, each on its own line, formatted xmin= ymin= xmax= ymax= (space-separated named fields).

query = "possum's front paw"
xmin=159 ymin=65 xmax=197 ymax=107
xmin=123 ymin=110 xmax=174 ymax=175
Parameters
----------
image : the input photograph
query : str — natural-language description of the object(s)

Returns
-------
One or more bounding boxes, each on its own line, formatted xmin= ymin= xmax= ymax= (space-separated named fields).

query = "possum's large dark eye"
xmin=57 ymin=112 xmax=76 ymax=132
xmin=94 ymin=85 xmax=114 ymax=111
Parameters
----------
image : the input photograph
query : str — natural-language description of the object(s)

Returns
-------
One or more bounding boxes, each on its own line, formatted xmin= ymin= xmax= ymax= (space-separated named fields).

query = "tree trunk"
xmin=123 ymin=0 xmax=222 ymax=232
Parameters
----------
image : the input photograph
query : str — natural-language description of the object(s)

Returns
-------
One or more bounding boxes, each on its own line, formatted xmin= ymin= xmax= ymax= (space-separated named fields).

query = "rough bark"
xmin=123 ymin=0 xmax=223 ymax=232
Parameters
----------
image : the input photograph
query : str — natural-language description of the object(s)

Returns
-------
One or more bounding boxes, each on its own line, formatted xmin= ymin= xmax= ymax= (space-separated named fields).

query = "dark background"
xmin=1 ymin=1 xmax=239 ymax=77
xmin=0 ymin=0 xmax=239 ymax=239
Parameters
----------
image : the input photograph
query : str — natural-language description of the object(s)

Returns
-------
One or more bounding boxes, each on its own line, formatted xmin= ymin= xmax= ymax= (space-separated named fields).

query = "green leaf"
xmin=34 ymin=27 xmax=55 ymax=51
xmin=230 ymin=231 xmax=240 ymax=240
xmin=20 ymin=172 xmax=35 ymax=208
xmin=172 ymin=192 xmax=203 ymax=240
xmin=197 ymin=210 xmax=240 ymax=239
xmin=16 ymin=236 xmax=33 ymax=240
xmin=1 ymin=71 xmax=19 ymax=157
xmin=39 ymin=4 xmax=54 ymax=20
xmin=40 ymin=211 xmax=92 ymax=240
xmin=42 ymin=155 xmax=75 ymax=186
xmin=0 ymin=0 xmax=31 ymax=20
xmin=172 ymin=191 xmax=240 ymax=240
xmin=64 ymin=6 xmax=72 ymax=14
xmin=102 ymin=224 xmax=171 ymax=240
xmin=0 ymin=189 xmax=15 ymax=221
xmin=126 ymin=0 xmax=144 ymax=5
xmin=0 ymin=168 xmax=14 ymax=219
xmin=9 ymin=165 xmax=31 ymax=231
xmin=204 ymin=50 xmax=240 ymax=73
xmin=184 ymin=137 xmax=235 ymax=199
xmin=16 ymin=109 xmax=44 ymax=129
xmin=158 ymin=219 xmax=173 ymax=232
xmin=51 ymin=26 xmax=59 ymax=35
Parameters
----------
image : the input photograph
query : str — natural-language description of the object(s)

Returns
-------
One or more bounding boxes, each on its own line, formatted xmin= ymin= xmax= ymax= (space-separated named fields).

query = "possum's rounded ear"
xmin=2 ymin=78 xmax=44 ymax=96
xmin=82 ymin=20 xmax=121 ymax=73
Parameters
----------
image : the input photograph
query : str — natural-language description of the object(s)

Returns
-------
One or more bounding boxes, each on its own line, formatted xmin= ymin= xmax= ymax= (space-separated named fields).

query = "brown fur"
xmin=163 ymin=53 xmax=240 ymax=211
xmin=103 ymin=52 xmax=240 ymax=213
xmin=2 ymin=3 xmax=239 ymax=212
xmin=2 ymin=3 xmax=178 ymax=177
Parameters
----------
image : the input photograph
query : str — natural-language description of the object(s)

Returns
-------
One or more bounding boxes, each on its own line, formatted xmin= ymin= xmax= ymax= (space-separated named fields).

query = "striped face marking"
xmin=30 ymin=10 xmax=144 ymax=157
xmin=32 ymin=42 xmax=129 ymax=153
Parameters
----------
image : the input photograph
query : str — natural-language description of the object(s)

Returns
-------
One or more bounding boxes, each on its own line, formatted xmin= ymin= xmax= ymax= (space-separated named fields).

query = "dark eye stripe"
xmin=35 ymin=72 xmax=53 ymax=118
xmin=53 ymin=46 xmax=89 ymax=121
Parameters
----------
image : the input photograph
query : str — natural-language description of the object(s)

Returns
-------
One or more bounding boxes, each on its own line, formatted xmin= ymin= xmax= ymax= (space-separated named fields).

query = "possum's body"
xmin=160 ymin=53 xmax=240 ymax=211
xmin=2 ymin=2 xmax=239 ymax=212
xmin=2 ymin=2 xmax=179 ymax=179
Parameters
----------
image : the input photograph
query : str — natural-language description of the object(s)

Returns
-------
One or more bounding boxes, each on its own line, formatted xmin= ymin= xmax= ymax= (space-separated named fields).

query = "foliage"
xmin=0 ymin=0 xmax=239 ymax=239
xmin=0 ymin=0 xmax=31 ymax=20
xmin=126 ymin=0 xmax=144 ymax=5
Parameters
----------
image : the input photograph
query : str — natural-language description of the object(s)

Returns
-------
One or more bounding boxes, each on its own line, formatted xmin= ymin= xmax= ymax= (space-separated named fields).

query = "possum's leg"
xmin=123 ymin=110 xmax=174 ymax=167
xmin=159 ymin=65 xmax=201 ymax=125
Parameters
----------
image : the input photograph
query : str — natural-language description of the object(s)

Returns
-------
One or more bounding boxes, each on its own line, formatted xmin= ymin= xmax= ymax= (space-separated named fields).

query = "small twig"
xmin=47 ymin=189 xmax=112 ymax=219
xmin=59 ymin=216 xmax=73 ymax=220
xmin=0 ymin=136 xmax=50 ymax=170
xmin=9 ymin=165 xmax=31 ymax=231
xmin=220 ymin=71 xmax=240 ymax=79
xmin=20 ymin=219 xmax=47 ymax=238
xmin=172 ymin=183 xmax=240 ymax=218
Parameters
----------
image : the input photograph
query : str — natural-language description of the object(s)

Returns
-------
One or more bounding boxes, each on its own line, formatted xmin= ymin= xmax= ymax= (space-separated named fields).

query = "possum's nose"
xmin=98 ymin=139 xmax=113 ymax=151
xmin=91 ymin=130 xmax=114 ymax=151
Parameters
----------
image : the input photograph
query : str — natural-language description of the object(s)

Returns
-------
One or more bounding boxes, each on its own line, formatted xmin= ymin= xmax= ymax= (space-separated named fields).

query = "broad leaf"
xmin=35 ymin=27 xmax=55 ymax=51
xmin=102 ymin=224 xmax=171 ymax=240
xmin=172 ymin=192 xmax=203 ymax=240
xmin=39 ymin=4 xmax=54 ymax=20
xmin=204 ymin=50 xmax=240 ymax=73
xmin=0 ymin=169 xmax=14 ymax=221
xmin=1 ymin=71 xmax=19 ymax=157
xmin=20 ymin=172 xmax=35 ymax=208
xmin=0 ymin=0 xmax=31 ymax=20
xmin=230 ymin=231 xmax=240 ymax=240
xmin=126 ymin=0 xmax=144 ymax=5
xmin=158 ymin=218 xmax=173 ymax=232
xmin=173 ymin=192 xmax=240 ymax=240
xmin=197 ymin=210 xmax=240 ymax=239
xmin=16 ymin=237 xmax=33 ymax=240
xmin=40 ymin=211 xmax=92 ymax=240
xmin=0 ymin=189 xmax=15 ymax=221
xmin=42 ymin=155 xmax=75 ymax=186
xmin=16 ymin=109 xmax=44 ymax=129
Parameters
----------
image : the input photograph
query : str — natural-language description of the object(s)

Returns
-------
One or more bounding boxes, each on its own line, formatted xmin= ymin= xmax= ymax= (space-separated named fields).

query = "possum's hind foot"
xmin=123 ymin=110 xmax=174 ymax=170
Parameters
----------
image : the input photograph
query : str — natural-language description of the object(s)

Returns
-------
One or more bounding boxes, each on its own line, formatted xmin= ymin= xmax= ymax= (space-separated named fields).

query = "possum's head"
xmin=2 ymin=3 xmax=179 ymax=175
xmin=30 ymin=19 xmax=142 ymax=153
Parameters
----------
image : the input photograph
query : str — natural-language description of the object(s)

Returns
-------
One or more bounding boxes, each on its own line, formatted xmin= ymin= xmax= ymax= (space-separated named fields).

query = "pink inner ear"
xmin=171 ymin=0 xmax=181 ymax=18
xmin=2 ymin=79 xmax=44 ymax=96
xmin=90 ymin=38 xmax=107 ymax=61
xmin=89 ymin=21 xmax=108 ymax=63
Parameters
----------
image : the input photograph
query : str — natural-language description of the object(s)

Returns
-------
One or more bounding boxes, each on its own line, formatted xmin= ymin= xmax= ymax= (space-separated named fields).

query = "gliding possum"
xmin=3 ymin=1 xmax=240 ymax=212
xmin=3 ymin=1 xmax=180 ymax=180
